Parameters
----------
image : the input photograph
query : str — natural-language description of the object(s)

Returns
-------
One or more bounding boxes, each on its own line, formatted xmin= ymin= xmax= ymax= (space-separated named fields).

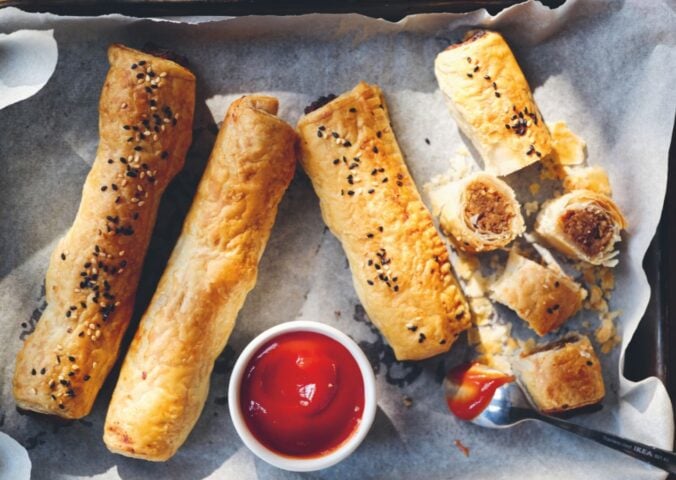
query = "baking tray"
xmin=2 ymin=0 xmax=673 ymax=451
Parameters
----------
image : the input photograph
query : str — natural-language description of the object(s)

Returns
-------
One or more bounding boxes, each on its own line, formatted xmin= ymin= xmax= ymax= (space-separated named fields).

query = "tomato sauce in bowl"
xmin=240 ymin=331 xmax=364 ymax=457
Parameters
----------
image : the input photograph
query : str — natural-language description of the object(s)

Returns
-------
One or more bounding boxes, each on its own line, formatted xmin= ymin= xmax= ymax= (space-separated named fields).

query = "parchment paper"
xmin=1 ymin=1 xmax=675 ymax=479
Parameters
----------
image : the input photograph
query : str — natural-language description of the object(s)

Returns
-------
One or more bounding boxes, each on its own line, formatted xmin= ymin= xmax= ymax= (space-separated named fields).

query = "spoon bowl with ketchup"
xmin=445 ymin=362 xmax=676 ymax=474
xmin=229 ymin=321 xmax=377 ymax=472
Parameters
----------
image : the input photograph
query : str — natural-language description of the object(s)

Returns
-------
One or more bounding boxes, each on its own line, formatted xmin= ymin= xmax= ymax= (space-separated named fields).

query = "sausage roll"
xmin=434 ymin=30 xmax=552 ymax=177
xmin=434 ymin=172 xmax=524 ymax=253
xmin=104 ymin=95 xmax=297 ymax=461
xmin=535 ymin=190 xmax=627 ymax=267
xmin=13 ymin=44 xmax=195 ymax=419
xmin=491 ymin=250 xmax=585 ymax=336
xmin=515 ymin=334 xmax=605 ymax=414
xmin=297 ymin=82 xmax=470 ymax=361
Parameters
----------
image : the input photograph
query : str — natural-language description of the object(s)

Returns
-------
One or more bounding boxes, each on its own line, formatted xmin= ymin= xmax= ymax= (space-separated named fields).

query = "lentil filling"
xmin=560 ymin=205 xmax=614 ymax=256
xmin=463 ymin=181 xmax=515 ymax=235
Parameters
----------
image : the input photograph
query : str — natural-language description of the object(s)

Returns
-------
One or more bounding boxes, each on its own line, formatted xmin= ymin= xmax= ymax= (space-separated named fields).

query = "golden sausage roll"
xmin=434 ymin=30 xmax=552 ymax=176
xmin=432 ymin=172 xmax=524 ymax=253
xmin=491 ymin=250 xmax=586 ymax=336
xmin=104 ymin=95 xmax=297 ymax=461
xmin=297 ymin=82 xmax=470 ymax=361
xmin=13 ymin=44 xmax=195 ymax=419
xmin=515 ymin=334 xmax=605 ymax=414
xmin=535 ymin=190 xmax=627 ymax=267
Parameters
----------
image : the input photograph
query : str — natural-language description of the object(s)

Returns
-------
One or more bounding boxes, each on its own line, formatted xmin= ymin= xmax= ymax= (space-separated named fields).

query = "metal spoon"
xmin=444 ymin=376 xmax=676 ymax=474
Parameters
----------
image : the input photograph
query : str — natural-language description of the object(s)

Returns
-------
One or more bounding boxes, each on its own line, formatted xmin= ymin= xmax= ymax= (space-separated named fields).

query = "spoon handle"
xmin=535 ymin=412 xmax=676 ymax=473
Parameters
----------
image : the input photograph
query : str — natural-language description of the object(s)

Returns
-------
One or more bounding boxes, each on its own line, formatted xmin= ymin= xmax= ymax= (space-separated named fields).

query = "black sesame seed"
xmin=473 ymin=66 xmax=479 ymax=72
xmin=407 ymin=325 xmax=418 ymax=332
xmin=347 ymin=190 xmax=355 ymax=196
xmin=134 ymin=146 xmax=142 ymax=152
xmin=317 ymin=130 xmax=323 ymax=138
xmin=367 ymin=233 xmax=374 ymax=238
xmin=131 ymin=63 xmax=138 ymax=69
xmin=68 ymin=355 xmax=75 ymax=362
xmin=382 ymin=177 xmax=388 ymax=183
xmin=58 ymin=404 xmax=65 ymax=410
xmin=333 ymin=159 xmax=340 ymax=165
xmin=139 ymin=60 xmax=146 ymax=66
xmin=373 ymin=146 xmax=379 ymax=153
xmin=107 ymin=159 xmax=114 ymax=164
xmin=466 ymin=57 xmax=471 ymax=63
xmin=84 ymin=375 xmax=91 ymax=381
xmin=368 ymin=189 xmax=375 ymax=194
xmin=349 ymin=107 xmax=357 ymax=113
xmin=100 ymin=185 xmax=108 ymax=192
xmin=343 ymin=141 xmax=352 ymax=147
xmin=61 ymin=253 xmax=66 ymax=260
xmin=136 ymin=73 xmax=144 ymax=79
xmin=40 ymin=368 xmax=46 ymax=374
xmin=31 ymin=368 xmax=36 ymax=375
xmin=396 ymin=181 xmax=403 ymax=187
xmin=394 ymin=285 xmax=399 ymax=292
xmin=376 ymin=131 xmax=382 ymax=138
xmin=418 ymin=333 xmax=426 ymax=343
xmin=586 ymin=361 xmax=593 ymax=367
xmin=484 ymin=75 xmax=490 ymax=80
xmin=425 ymin=138 xmax=431 ymax=145
xmin=66 ymin=310 xmax=71 ymax=318
xmin=495 ymin=92 xmax=501 ymax=98
xmin=467 ymin=73 xmax=473 ymax=78
xmin=332 ymin=132 xmax=339 ymax=139
xmin=161 ymin=151 xmax=169 ymax=159
xmin=378 ymin=226 xmax=384 ymax=232
xmin=439 ymin=339 xmax=446 ymax=345
xmin=367 ymin=280 xmax=374 ymax=286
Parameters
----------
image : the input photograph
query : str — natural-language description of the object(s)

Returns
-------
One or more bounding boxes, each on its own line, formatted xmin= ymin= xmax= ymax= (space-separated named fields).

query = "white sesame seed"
xmin=121 ymin=102 xmax=128 ymax=109
xmin=119 ymin=251 xmax=125 ymax=256
xmin=138 ymin=201 xmax=145 ymax=207
xmin=159 ymin=72 xmax=167 ymax=78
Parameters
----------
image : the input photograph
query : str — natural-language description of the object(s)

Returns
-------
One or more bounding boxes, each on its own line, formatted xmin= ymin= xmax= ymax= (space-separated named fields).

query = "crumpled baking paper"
xmin=0 ymin=0 xmax=674 ymax=479
xmin=0 ymin=29 xmax=57 ymax=110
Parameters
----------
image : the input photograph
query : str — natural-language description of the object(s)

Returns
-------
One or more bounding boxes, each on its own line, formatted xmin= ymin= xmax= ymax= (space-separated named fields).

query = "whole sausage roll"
xmin=491 ymin=250 xmax=586 ymax=336
xmin=297 ymin=82 xmax=470 ymax=361
xmin=434 ymin=30 xmax=552 ymax=177
xmin=433 ymin=172 xmax=524 ymax=253
xmin=12 ymin=44 xmax=195 ymax=419
xmin=535 ymin=190 xmax=627 ymax=267
xmin=103 ymin=95 xmax=297 ymax=461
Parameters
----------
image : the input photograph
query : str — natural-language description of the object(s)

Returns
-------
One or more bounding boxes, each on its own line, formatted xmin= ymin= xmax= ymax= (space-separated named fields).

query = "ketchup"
xmin=446 ymin=362 xmax=514 ymax=421
xmin=240 ymin=331 xmax=364 ymax=458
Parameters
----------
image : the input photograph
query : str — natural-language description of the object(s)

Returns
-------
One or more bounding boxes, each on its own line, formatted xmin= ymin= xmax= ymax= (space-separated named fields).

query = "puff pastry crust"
xmin=13 ymin=44 xmax=195 ymax=419
xmin=297 ymin=82 xmax=470 ymax=361
xmin=491 ymin=250 xmax=585 ymax=336
xmin=434 ymin=30 xmax=552 ymax=176
xmin=535 ymin=190 xmax=627 ymax=266
xmin=516 ymin=334 xmax=605 ymax=413
xmin=435 ymin=172 xmax=524 ymax=253
xmin=103 ymin=95 xmax=297 ymax=461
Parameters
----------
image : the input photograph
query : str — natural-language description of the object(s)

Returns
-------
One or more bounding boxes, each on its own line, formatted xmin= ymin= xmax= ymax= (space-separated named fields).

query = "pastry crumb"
xmin=454 ymin=439 xmax=470 ymax=457
xmin=596 ymin=310 xmax=622 ymax=353
xmin=403 ymin=396 xmax=413 ymax=408
xmin=548 ymin=121 xmax=586 ymax=166
xmin=524 ymin=200 xmax=539 ymax=217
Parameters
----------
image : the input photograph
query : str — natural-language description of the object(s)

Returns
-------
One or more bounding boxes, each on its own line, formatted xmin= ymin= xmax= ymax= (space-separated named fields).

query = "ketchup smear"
xmin=240 ymin=331 xmax=364 ymax=458
xmin=446 ymin=362 xmax=514 ymax=421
